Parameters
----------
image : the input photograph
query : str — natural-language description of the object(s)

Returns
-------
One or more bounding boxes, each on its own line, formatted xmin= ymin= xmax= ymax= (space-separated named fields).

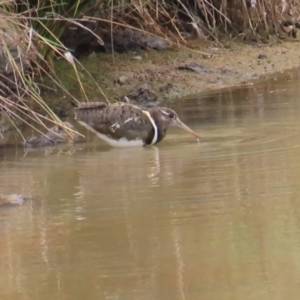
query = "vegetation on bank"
xmin=0 ymin=0 xmax=298 ymax=139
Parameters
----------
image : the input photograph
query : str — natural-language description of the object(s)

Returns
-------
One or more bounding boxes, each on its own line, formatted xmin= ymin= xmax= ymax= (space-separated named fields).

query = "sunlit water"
xmin=2 ymin=73 xmax=300 ymax=299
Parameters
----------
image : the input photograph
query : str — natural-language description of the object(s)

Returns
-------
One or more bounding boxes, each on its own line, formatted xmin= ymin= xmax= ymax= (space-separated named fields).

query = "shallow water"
xmin=2 ymin=74 xmax=300 ymax=299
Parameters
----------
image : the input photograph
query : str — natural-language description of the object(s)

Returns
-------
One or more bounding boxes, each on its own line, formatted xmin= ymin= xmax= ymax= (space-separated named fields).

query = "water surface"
xmin=1 ymin=74 xmax=300 ymax=299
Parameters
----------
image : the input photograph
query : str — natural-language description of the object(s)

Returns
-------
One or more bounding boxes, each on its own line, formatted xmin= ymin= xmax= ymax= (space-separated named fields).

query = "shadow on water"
xmin=2 ymin=73 xmax=300 ymax=299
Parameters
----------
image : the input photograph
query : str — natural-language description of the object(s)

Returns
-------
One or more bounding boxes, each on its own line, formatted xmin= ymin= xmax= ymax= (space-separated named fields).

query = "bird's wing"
xmin=75 ymin=103 xmax=154 ymax=142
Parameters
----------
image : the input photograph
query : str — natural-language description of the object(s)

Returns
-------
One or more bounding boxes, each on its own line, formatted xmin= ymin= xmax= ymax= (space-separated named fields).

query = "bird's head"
xmin=152 ymin=107 xmax=200 ymax=141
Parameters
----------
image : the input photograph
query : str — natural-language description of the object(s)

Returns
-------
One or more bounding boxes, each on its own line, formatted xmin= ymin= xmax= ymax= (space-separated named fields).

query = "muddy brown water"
xmin=2 ymin=75 xmax=300 ymax=299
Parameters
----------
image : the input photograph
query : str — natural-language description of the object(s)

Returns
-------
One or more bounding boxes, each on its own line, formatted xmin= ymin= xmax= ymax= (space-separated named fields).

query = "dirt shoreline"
xmin=75 ymin=39 xmax=300 ymax=103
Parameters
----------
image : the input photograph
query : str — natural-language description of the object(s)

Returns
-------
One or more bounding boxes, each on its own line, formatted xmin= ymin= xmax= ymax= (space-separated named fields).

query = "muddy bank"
xmin=54 ymin=38 xmax=300 ymax=106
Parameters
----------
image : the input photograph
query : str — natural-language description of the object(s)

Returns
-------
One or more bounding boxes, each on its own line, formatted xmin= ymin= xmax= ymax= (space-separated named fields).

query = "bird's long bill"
xmin=176 ymin=119 xmax=200 ymax=141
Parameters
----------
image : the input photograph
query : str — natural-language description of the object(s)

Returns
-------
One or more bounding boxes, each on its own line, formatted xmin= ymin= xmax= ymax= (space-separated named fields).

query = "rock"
xmin=177 ymin=63 xmax=215 ymax=74
xmin=132 ymin=56 xmax=142 ymax=60
xmin=280 ymin=21 xmax=299 ymax=38
xmin=24 ymin=122 xmax=80 ymax=148
xmin=116 ymin=75 xmax=129 ymax=85
xmin=0 ymin=194 xmax=24 ymax=206
xmin=159 ymin=83 xmax=180 ymax=100
xmin=220 ymin=68 xmax=238 ymax=75
xmin=257 ymin=54 xmax=267 ymax=60
xmin=119 ymin=83 xmax=158 ymax=107
xmin=61 ymin=19 xmax=168 ymax=56
xmin=60 ymin=21 xmax=104 ymax=57
xmin=177 ymin=63 xmax=238 ymax=76
xmin=159 ymin=83 xmax=174 ymax=93
xmin=103 ymin=29 xmax=168 ymax=53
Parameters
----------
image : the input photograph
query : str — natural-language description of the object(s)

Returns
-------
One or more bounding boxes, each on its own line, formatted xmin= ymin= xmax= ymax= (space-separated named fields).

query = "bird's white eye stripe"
xmin=161 ymin=110 xmax=170 ymax=116
xmin=161 ymin=109 xmax=176 ymax=119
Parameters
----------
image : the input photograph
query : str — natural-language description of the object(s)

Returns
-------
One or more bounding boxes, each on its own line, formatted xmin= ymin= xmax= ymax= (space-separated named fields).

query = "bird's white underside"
xmin=77 ymin=121 xmax=144 ymax=147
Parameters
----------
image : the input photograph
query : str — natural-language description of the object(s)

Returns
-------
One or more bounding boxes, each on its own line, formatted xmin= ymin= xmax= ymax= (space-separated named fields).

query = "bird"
xmin=74 ymin=102 xmax=200 ymax=147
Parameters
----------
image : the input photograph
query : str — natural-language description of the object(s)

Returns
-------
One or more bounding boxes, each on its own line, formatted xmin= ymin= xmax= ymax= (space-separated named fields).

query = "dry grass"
xmin=96 ymin=0 xmax=300 ymax=42
xmin=0 ymin=0 xmax=104 ymax=140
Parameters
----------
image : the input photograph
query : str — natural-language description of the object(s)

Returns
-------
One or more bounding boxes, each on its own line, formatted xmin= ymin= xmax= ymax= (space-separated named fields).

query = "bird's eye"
xmin=168 ymin=112 xmax=175 ymax=119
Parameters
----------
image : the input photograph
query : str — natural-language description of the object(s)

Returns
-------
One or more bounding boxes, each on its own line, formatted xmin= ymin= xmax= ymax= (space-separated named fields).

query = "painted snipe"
xmin=74 ymin=102 xmax=200 ymax=147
